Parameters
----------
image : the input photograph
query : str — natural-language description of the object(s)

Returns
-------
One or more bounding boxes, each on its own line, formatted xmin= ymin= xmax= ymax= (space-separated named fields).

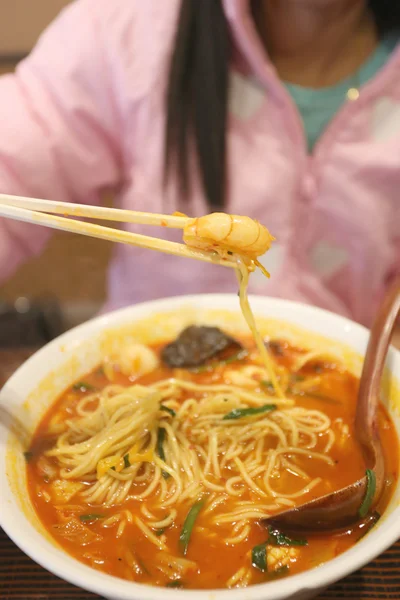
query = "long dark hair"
xmin=165 ymin=0 xmax=400 ymax=209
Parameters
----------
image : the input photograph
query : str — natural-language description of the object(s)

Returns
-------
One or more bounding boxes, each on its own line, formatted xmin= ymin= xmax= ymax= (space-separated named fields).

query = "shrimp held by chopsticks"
xmin=183 ymin=213 xmax=275 ymax=260
xmin=0 ymin=194 xmax=275 ymax=273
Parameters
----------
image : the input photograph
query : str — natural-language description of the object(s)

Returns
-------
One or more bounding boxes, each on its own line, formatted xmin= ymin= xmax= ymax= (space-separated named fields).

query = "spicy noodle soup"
xmin=26 ymin=329 xmax=398 ymax=590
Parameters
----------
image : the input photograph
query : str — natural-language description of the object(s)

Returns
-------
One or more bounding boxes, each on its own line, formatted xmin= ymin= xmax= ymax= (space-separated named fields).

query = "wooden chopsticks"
xmin=0 ymin=194 xmax=237 ymax=269
xmin=0 ymin=194 xmax=188 ymax=229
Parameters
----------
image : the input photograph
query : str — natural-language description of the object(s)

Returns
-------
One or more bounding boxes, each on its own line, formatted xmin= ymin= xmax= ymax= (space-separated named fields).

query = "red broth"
xmin=26 ymin=338 xmax=398 ymax=589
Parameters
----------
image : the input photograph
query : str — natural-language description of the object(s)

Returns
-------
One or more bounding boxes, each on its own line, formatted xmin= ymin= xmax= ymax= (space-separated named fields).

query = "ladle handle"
xmin=355 ymin=276 xmax=400 ymax=453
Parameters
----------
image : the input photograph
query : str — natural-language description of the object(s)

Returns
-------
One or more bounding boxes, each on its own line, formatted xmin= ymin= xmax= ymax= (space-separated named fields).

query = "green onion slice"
xmin=288 ymin=388 xmax=339 ymax=404
xmin=252 ymin=528 xmax=307 ymax=573
xmin=167 ymin=580 xmax=184 ymax=588
xmin=220 ymin=350 xmax=248 ymax=366
xmin=137 ymin=556 xmax=150 ymax=575
xmin=268 ymin=527 xmax=308 ymax=547
xmin=157 ymin=428 xmax=170 ymax=479
xmin=179 ymin=498 xmax=206 ymax=556
xmin=79 ymin=514 xmax=105 ymax=522
xmin=261 ymin=380 xmax=275 ymax=393
xmin=359 ymin=469 xmax=377 ymax=518
xmin=291 ymin=374 xmax=305 ymax=383
xmin=160 ymin=405 xmax=176 ymax=417
xmin=73 ymin=381 xmax=95 ymax=392
xmin=223 ymin=404 xmax=276 ymax=421
xmin=155 ymin=528 xmax=166 ymax=537
xmin=195 ymin=350 xmax=247 ymax=373
xmin=252 ymin=542 xmax=268 ymax=572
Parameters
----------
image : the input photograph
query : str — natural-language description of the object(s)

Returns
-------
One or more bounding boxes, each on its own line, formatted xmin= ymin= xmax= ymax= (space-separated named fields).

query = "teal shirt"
xmin=284 ymin=36 xmax=399 ymax=152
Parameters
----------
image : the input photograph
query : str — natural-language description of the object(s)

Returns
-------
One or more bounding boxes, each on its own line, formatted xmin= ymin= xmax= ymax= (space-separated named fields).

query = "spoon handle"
xmin=355 ymin=276 xmax=400 ymax=456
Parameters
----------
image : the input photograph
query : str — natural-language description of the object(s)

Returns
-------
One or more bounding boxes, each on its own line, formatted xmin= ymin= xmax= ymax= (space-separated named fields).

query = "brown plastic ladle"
xmin=264 ymin=276 xmax=400 ymax=534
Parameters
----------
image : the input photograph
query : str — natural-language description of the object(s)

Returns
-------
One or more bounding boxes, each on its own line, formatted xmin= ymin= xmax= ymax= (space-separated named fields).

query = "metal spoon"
xmin=264 ymin=276 xmax=400 ymax=534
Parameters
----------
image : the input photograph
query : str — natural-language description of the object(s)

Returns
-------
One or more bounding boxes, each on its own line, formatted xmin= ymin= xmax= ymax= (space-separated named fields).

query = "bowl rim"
xmin=1 ymin=293 xmax=400 ymax=600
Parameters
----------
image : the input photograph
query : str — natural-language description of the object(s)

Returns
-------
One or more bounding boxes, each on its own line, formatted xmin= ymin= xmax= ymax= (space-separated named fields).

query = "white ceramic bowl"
xmin=1 ymin=294 xmax=400 ymax=600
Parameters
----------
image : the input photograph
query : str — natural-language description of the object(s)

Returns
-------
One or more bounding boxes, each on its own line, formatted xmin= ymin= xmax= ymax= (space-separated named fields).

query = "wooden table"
xmin=1 ymin=341 xmax=400 ymax=600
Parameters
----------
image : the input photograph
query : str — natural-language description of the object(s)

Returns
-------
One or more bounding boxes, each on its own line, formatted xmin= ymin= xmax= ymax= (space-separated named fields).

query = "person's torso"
xmin=284 ymin=34 xmax=400 ymax=152
xmin=100 ymin=0 xmax=400 ymax=326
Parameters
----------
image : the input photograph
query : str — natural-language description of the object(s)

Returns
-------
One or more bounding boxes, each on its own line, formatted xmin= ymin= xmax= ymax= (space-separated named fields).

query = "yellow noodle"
xmin=153 ymin=379 xmax=293 ymax=407
xmin=236 ymin=257 xmax=284 ymax=398
xmin=203 ymin=494 xmax=229 ymax=515
xmin=291 ymin=350 xmax=341 ymax=372
xmin=116 ymin=520 xmax=126 ymax=538
xmin=134 ymin=517 xmax=167 ymax=551
xmin=225 ymin=521 xmax=251 ymax=545
xmin=46 ymin=368 xmax=338 ymax=539
xmin=324 ymin=429 xmax=336 ymax=453
xmin=226 ymin=566 xmax=252 ymax=588
xmin=233 ymin=457 xmax=267 ymax=498
xmin=140 ymin=504 xmax=155 ymax=520
xmin=280 ymin=457 xmax=311 ymax=482
xmin=155 ymin=552 xmax=197 ymax=578
xmin=148 ymin=510 xmax=177 ymax=530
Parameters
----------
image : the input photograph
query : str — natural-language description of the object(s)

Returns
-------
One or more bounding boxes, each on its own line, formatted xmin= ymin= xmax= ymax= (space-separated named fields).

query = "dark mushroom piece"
xmin=161 ymin=326 xmax=243 ymax=368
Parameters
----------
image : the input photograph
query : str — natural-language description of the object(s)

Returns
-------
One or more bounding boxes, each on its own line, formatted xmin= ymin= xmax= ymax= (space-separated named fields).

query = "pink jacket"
xmin=0 ymin=0 xmax=399 ymax=326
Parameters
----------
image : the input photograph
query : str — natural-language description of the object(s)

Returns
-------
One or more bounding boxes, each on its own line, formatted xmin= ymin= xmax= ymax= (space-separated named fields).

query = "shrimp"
xmin=183 ymin=213 xmax=274 ymax=259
